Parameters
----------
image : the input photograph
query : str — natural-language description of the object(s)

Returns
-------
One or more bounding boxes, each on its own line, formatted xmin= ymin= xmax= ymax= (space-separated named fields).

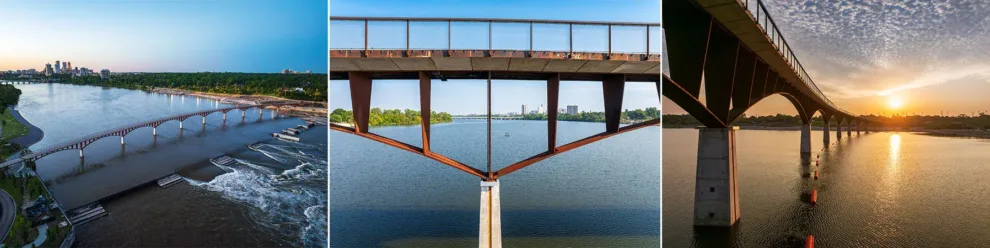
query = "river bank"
xmin=8 ymin=107 xmax=43 ymax=148
xmin=149 ymin=88 xmax=327 ymax=118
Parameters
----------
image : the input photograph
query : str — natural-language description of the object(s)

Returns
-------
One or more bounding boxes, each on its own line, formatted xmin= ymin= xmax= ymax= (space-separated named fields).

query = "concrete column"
xmin=823 ymin=121 xmax=831 ymax=146
xmin=857 ymin=124 xmax=861 ymax=135
xmin=120 ymin=136 xmax=125 ymax=145
xmin=846 ymin=123 xmax=852 ymax=137
xmin=223 ymin=113 xmax=227 ymax=123
xmin=837 ymin=124 xmax=843 ymax=140
xmin=694 ymin=127 xmax=740 ymax=227
xmin=153 ymin=127 xmax=157 ymax=136
xmin=479 ymin=180 xmax=502 ymax=248
xmin=79 ymin=149 xmax=84 ymax=158
xmin=179 ymin=121 xmax=183 ymax=129
xmin=800 ymin=123 xmax=811 ymax=154
xmin=202 ymin=117 xmax=206 ymax=124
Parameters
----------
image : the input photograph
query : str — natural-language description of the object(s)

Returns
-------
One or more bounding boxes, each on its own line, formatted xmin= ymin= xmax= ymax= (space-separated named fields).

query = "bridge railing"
xmin=330 ymin=16 xmax=662 ymax=56
xmin=737 ymin=0 xmax=850 ymax=116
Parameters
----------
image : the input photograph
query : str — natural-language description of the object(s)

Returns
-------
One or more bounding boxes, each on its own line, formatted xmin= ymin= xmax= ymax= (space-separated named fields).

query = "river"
xmin=663 ymin=128 xmax=990 ymax=247
xmin=12 ymin=83 xmax=327 ymax=247
xmin=330 ymin=120 xmax=661 ymax=247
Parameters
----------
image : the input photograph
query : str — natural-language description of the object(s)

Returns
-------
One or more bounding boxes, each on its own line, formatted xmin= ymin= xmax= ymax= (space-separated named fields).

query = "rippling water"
xmin=12 ymin=84 xmax=326 ymax=247
xmin=663 ymin=128 xmax=990 ymax=247
xmin=330 ymin=120 xmax=660 ymax=247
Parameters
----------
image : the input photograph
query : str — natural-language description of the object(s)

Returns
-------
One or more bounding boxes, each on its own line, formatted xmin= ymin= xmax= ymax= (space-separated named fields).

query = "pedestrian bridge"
xmin=0 ymin=103 xmax=303 ymax=169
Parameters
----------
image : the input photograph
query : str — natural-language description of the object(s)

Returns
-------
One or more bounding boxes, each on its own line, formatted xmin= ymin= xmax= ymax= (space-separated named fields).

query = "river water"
xmin=12 ymin=84 xmax=327 ymax=247
xmin=663 ymin=128 xmax=990 ymax=247
xmin=330 ymin=120 xmax=661 ymax=247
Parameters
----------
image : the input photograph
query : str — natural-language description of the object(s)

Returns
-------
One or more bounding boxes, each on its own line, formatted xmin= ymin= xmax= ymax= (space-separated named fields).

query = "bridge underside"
xmin=330 ymin=49 xmax=661 ymax=82
xmin=664 ymin=0 xmax=870 ymax=227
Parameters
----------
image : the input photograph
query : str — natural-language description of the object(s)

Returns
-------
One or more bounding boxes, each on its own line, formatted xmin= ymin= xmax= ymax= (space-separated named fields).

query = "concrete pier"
xmin=179 ymin=121 xmax=183 ymax=129
xmin=120 ymin=136 xmax=124 ymax=145
xmin=153 ymin=127 xmax=157 ymax=136
xmin=800 ymin=123 xmax=811 ymax=154
xmin=837 ymin=124 xmax=842 ymax=140
xmin=479 ymin=180 xmax=502 ymax=248
xmin=693 ymin=127 xmax=740 ymax=227
xmin=823 ymin=122 xmax=831 ymax=146
xmin=846 ymin=124 xmax=851 ymax=137
xmin=79 ymin=149 xmax=83 ymax=158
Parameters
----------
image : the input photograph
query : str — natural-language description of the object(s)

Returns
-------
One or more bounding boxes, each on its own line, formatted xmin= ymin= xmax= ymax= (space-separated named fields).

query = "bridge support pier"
xmin=223 ymin=113 xmax=227 ymax=123
xmin=856 ymin=125 xmax=861 ymax=135
xmin=179 ymin=121 xmax=183 ymax=130
xmin=837 ymin=124 xmax=842 ymax=140
xmin=153 ymin=127 xmax=157 ymax=136
xmin=800 ymin=123 xmax=811 ymax=154
xmin=823 ymin=122 xmax=831 ymax=147
xmin=479 ymin=180 xmax=502 ymax=248
xmin=846 ymin=124 xmax=851 ymax=137
xmin=79 ymin=149 xmax=84 ymax=158
xmin=120 ymin=136 xmax=125 ymax=145
xmin=693 ymin=127 xmax=740 ymax=227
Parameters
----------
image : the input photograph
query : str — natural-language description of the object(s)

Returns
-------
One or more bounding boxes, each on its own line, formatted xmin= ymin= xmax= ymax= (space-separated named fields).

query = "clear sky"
xmin=329 ymin=0 xmax=661 ymax=115
xmin=0 ymin=1 xmax=328 ymax=73
xmin=663 ymin=0 xmax=990 ymax=117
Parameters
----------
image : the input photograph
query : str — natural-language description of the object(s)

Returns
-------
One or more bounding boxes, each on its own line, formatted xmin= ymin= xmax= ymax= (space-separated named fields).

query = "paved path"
xmin=0 ymin=189 xmax=15 ymax=244
xmin=21 ymin=224 xmax=46 ymax=248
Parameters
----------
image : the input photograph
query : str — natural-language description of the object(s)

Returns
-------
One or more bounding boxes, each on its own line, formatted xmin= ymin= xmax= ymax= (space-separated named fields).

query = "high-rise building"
xmin=566 ymin=105 xmax=578 ymax=114
xmin=521 ymin=104 xmax=528 ymax=116
xmin=44 ymin=64 xmax=54 ymax=76
xmin=54 ymin=60 xmax=61 ymax=73
xmin=100 ymin=69 xmax=111 ymax=79
xmin=537 ymin=104 xmax=546 ymax=114
xmin=62 ymin=62 xmax=68 ymax=73
xmin=67 ymin=62 xmax=72 ymax=73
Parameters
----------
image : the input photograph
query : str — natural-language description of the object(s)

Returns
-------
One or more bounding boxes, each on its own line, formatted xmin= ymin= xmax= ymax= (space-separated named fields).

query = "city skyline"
xmin=0 ymin=1 xmax=327 ymax=73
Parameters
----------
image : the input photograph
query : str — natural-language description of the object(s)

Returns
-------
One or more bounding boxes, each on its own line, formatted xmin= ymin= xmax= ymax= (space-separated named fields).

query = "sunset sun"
xmin=888 ymin=96 xmax=904 ymax=109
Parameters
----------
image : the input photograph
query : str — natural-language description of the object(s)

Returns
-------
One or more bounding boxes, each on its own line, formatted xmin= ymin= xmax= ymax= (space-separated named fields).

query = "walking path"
xmin=0 ymin=189 xmax=15 ymax=244
xmin=21 ymin=224 xmax=46 ymax=248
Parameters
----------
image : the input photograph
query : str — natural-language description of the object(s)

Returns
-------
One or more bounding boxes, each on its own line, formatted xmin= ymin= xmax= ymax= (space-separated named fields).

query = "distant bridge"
xmin=0 ymin=103 xmax=302 ymax=169
xmin=0 ymin=80 xmax=48 ymax=84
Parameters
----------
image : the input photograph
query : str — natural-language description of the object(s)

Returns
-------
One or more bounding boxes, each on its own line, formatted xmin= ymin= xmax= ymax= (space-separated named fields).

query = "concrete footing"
xmin=693 ymin=126 xmax=740 ymax=227
xmin=800 ymin=123 xmax=811 ymax=154
xmin=479 ymin=180 xmax=502 ymax=248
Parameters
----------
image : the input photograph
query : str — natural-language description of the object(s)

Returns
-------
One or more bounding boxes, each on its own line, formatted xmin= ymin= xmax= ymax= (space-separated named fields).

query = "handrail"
xmin=330 ymin=16 xmax=661 ymax=55
xmin=739 ymin=0 xmax=851 ymax=117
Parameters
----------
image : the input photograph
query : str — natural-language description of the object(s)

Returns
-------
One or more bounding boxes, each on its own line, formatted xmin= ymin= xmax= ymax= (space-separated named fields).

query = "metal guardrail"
xmin=330 ymin=16 xmax=661 ymax=55
xmin=738 ymin=0 xmax=851 ymax=117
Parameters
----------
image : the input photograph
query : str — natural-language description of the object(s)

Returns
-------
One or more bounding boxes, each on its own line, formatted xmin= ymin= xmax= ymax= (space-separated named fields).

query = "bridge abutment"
xmin=479 ymin=180 xmax=502 ymax=248
xmin=693 ymin=127 xmax=740 ymax=227
xmin=800 ymin=123 xmax=811 ymax=154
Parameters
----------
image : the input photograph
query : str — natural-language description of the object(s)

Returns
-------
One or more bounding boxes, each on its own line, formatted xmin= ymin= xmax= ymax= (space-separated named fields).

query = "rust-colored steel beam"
xmin=547 ymin=74 xmax=560 ymax=153
xmin=493 ymin=118 xmax=661 ymax=179
xmin=487 ymin=71 xmax=493 ymax=178
xmin=348 ymin=72 xmax=372 ymax=133
xmin=329 ymin=123 xmax=488 ymax=179
xmin=602 ymin=74 xmax=626 ymax=133
xmin=419 ymin=72 xmax=432 ymax=153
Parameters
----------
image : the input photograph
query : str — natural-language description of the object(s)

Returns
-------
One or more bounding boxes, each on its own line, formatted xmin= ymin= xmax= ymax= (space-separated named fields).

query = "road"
xmin=0 ymin=189 xmax=15 ymax=243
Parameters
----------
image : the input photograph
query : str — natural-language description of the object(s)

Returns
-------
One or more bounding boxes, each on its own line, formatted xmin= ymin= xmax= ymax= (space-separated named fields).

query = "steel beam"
xmin=547 ymin=74 xmax=560 ymax=153
xmin=603 ymin=74 xmax=625 ymax=133
xmin=419 ymin=72 xmax=432 ymax=153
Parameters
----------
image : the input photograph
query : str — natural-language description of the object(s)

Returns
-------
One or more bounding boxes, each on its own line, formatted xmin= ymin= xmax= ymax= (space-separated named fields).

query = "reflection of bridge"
xmin=664 ymin=0 xmax=876 ymax=227
xmin=330 ymin=16 xmax=661 ymax=248
xmin=0 ymin=103 xmax=300 ymax=169
xmin=452 ymin=116 xmax=521 ymax=120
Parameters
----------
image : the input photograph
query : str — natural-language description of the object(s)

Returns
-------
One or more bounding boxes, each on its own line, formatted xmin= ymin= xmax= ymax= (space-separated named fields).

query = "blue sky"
xmin=330 ymin=0 xmax=661 ymax=114
xmin=0 ymin=1 xmax=328 ymax=73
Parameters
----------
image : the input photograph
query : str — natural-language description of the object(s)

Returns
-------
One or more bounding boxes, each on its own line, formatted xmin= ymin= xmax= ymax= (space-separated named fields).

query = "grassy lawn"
xmin=0 ymin=109 xmax=28 ymax=141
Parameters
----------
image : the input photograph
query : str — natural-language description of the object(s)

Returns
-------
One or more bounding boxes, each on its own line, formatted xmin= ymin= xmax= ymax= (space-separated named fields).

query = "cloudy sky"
xmin=663 ymin=0 xmax=990 ymax=117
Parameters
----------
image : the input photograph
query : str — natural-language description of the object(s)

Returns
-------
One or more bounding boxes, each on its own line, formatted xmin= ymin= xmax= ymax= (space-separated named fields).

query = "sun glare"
xmin=888 ymin=96 xmax=904 ymax=109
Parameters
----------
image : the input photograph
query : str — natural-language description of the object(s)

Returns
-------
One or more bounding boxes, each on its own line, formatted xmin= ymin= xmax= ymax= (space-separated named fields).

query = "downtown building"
xmin=567 ymin=105 xmax=579 ymax=114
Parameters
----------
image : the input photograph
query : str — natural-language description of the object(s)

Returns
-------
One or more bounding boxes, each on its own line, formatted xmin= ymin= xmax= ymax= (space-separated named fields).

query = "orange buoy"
xmin=814 ymin=171 xmax=819 ymax=180
xmin=810 ymin=190 xmax=818 ymax=205
xmin=806 ymin=235 xmax=814 ymax=248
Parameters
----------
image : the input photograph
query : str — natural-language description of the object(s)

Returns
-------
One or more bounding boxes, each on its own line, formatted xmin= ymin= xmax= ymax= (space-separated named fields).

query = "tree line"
xmin=54 ymin=72 xmax=327 ymax=101
xmin=663 ymin=113 xmax=990 ymax=130
xmin=330 ymin=108 xmax=454 ymax=126
xmin=521 ymin=107 xmax=661 ymax=123
xmin=0 ymin=85 xmax=21 ymax=114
